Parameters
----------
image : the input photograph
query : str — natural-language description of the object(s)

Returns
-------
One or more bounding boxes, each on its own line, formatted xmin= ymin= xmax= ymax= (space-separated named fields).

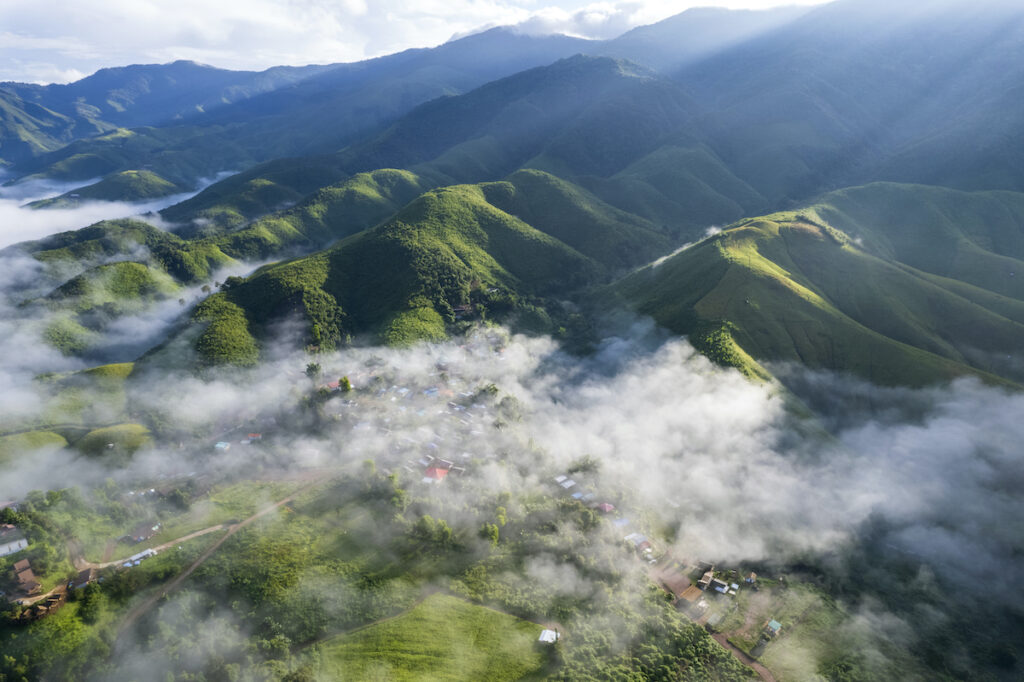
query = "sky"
xmin=0 ymin=0 xmax=830 ymax=84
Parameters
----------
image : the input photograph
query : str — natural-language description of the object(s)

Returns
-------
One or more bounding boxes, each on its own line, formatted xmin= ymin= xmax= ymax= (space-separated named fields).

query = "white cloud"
xmin=0 ymin=0 xmax=831 ymax=83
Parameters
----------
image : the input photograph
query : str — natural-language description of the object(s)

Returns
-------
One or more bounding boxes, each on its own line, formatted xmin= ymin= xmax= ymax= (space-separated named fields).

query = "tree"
xmin=479 ymin=523 xmax=499 ymax=546
xmin=305 ymin=363 xmax=322 ymax=381
xmin=339 ymin=376 xmax=352 ymax=392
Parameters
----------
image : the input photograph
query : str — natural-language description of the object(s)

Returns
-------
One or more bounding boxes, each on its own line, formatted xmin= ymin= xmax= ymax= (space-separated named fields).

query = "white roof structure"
xmin=539 ymin=629 xmax=559 ymax=644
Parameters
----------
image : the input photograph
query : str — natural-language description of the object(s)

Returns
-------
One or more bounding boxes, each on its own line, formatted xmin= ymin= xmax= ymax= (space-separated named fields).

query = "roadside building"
xmin=0 ymin=524 xmax=28 ymax=557
xmin=71 ymin=567 xmax=96 ymax=590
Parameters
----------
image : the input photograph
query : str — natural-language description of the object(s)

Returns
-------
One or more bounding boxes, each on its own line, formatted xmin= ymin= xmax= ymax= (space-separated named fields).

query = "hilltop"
xmin=614 ymin=183 xmax=1024 ymax=386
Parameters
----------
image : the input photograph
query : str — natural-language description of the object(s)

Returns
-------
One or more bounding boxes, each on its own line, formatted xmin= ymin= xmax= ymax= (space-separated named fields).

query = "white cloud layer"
xmin=0 ymin=0 xmax=830 ymax=83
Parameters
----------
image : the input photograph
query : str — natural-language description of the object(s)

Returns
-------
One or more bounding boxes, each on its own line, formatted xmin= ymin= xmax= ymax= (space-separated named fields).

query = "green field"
xmin=320 ymin=593 xmax=548 ymax=681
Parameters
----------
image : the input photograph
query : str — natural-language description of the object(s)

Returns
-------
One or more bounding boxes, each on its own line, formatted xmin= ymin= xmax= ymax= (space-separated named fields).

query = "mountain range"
xmin=3 ymin=0 xmax=1024 ymax=393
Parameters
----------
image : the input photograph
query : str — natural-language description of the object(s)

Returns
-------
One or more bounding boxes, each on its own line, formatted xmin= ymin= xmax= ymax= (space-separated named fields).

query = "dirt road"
xmin=114 ymin=481 xmax=320 ymax=645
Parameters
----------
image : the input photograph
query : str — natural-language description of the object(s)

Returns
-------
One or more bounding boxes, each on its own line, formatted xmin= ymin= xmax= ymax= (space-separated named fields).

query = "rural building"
xmin=623 ymin=533 xmax=652 ymax=552
xmin=422 ymin=467 xmax=449 ymax=483
xmin=0 ymin=524 xmax=27 ymax=557
xmin=596 ymin=503 xmax=615 ymax=513
xmin=658 ymin=567 xmax=692 ymax=600
xmin=214 ymin=441 xmax=231 ymax=451
xmin=19 ymin=589 xmax=66 ymax=622
xmin=746 ymin=572 xmax=757 ymax=583
xmin=71 ymin=568 xmax=96 ymax=590
xmin=14 ymin=559 xmax=41 ymax=595
xmin=539 ymin=629 xmax=560 ymax=644
xmin=764 ymin=619 xmax=782 ymax=638
xmin=679 ymin=585 xmax=705 ymax=605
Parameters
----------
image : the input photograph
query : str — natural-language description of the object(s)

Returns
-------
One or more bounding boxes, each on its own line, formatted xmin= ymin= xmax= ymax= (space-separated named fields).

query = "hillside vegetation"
xmin=27 ymin=170 xmax=183 ymax=209
xmin=188 ymin=171 xmax=667 ymax=363
xmin=615 ymin=183 xmax=1024 ymax=386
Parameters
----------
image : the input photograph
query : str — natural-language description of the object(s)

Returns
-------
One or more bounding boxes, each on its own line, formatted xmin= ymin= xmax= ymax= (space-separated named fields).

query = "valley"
xmin=1 ymin=1 xmax=1023 ymax=680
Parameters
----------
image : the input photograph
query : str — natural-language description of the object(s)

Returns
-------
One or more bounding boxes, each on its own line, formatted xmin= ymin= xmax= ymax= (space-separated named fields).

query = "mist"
xmin=0 ymin=172 xmax=234 ymax=249
xmin=3 ymin=309 xmax=1022 ymax=678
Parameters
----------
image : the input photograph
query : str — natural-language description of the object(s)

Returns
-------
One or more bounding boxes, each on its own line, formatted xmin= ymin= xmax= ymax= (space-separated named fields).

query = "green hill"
xmin=27 ymin=170 xmax=183 ymax=208
xmin=16 ymin=218 xmax=236 ymax=283
xmin=205 ymin=168 xmax=440 ymax=261
xmin=614 ymin=183 xmax=1024 ymax=386
xmin=318 ymin=593 xmax=546 ymax=682
xmin=159 ymin=155 xmax=353 ymax=234
xmin=188 ymin=172 xmax=664 ymax=363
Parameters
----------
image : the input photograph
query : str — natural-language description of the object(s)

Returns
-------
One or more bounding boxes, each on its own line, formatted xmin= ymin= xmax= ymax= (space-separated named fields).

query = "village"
xmin=1 ymin=332 xmax=799 ymax=679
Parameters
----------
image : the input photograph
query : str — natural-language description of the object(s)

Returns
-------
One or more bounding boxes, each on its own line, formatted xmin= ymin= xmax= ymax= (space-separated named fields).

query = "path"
xmin=72 ymin=524 xmax=230 ymax=571
xmin=114 ymin=480 xmax=321 ymax=646
xmin=712 ymin=633 xmax=777 ymax=682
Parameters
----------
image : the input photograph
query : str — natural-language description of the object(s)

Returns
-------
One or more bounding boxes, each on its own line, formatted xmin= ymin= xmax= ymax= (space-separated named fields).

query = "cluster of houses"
xmin=7 ymin=567 xmax=101 ymax=623
xmin=16 ymin=588 xmax=64 ymax=622
xmin=549 ymin=474 xmax=655 ymax=560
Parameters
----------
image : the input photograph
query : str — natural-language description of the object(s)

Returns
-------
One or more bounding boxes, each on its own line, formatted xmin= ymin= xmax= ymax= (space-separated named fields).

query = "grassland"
xmin=319 ymin=593 xmax=546 ymax=681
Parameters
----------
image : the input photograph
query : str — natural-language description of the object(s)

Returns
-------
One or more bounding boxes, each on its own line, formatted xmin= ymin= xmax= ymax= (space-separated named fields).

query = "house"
xmin=658 ymin=567 xmax=692 ymax=600
xmin=71 ymin=568 xmax=96 ymax=590
xmin=14 ymin=559 xmax=41 ymax=595
xmin=128 ymin=548 xmax=156 ymax=562
xmin=624 ymin=533 xmax=652 ymax=552
xmin=764 ymin=619 xmax=782 ymax=638
xmin=20 ymin=590 xmax=65 ymax=622
xmin=697 ymin=570 xmax=714 ymax=590
xmin=422 ymin=467 xmax=449 ymax=483
xmin=0 ymin=524 xmax=27 ymax=557
xmin=710 ymin=578 xmax=729 ymax=594
xmin=680 ymin=585 xmax=705 ymax=605
xmin=538 ymin=629 xmax=560 ymax=644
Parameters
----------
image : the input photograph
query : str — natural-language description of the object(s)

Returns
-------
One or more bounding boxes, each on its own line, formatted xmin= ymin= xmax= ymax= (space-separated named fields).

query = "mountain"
xmin=27 ymin=170 xmax=184 ymax=208
xmin=0 ymin=60 xmax=333 ymax=167
xmin=672 ymin=0 xmax=1024 ymax=200
xmin=613 ymin=182 xmax=1024 ymax=386
xmin=5 ymin=31 xmax=593 ymax=185
xmin=183 ymin=170 xmax=668 ymax=364
xmin=599 ymin=5 xmax=813 ymax=73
